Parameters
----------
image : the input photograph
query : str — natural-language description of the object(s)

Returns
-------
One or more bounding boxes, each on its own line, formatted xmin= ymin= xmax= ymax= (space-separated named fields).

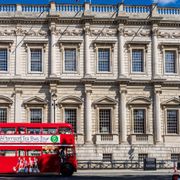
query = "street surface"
xmin=0 ymin=169 xmax=175 ymax=180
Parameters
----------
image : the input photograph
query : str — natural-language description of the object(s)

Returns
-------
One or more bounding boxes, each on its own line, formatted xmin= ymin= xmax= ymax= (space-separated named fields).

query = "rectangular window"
xmin=171 ymin=154 xmax=180 ymax=161
xmin=30 ymin=49 xmax=42 ymax=72
xmin=0 ymin=49 xmax=8 ymax=71
xmin=165 ymin=51 xmax=176 ymax=73
xmin=132 ymin=49 xmax=144 ymax=72
xmin=64 ymin=48 xmax=76 ymax=72
xmin=138 ymin=153 xmax=148 ymax=162
xmin=167 ymin=110 xmax=178 ymax=134
xmin=103 ymin=153 xmax=112 ymax=162
xmin=98 ymin=48 xmax=110 ymax=72
xmin=0 ymin=108 xmax=7 ymax=123
xmin=65 ymin=109 xmax=77 ymax=133
xmin=30 ymin=109 xmax=42 ymax=123
xmin=134 ymin=109 xmax=145 ymax=134
xmin=99 ymin=109 xmax=111 ymax=133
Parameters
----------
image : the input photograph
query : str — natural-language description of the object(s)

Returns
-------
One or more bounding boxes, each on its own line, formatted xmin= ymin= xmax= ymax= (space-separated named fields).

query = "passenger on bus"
xmin=28 ymin=157 xmax=34 ymax=173
xmin=23 ymin=158 xmax=28 ymax=173
xmin=33 ymin=157 xmax=40 ymax=173
xmin=60 ymin=147 xmax=66 ymax=163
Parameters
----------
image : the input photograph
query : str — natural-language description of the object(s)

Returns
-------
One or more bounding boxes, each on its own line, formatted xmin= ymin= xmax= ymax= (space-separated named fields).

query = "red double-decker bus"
xmin=0 ymin=123 xmax=77 ymax=176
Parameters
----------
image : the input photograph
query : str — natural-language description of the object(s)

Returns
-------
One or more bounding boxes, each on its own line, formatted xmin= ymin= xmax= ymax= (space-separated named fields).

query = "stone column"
xmin=14 ymin=86 xmax=22 ymax=122
xmin=154 ymin=85 xmax=162 ymax=143
xmin=119 ymin=84 xmax=127 ymax=143
xmin=152 ymin=25 xmax=159 ymax=78
xmin=50 ymin=23 xmax=56 ymax=76
xmin=50 ymin=85 xmax=57 ymax=123
xmin=85 ymin=84 xmax=92 ymax=144
xmin=84 ymin=23 xmax=91 ymax=77
xmin=118 ymin=24 xmax=125 ymax=78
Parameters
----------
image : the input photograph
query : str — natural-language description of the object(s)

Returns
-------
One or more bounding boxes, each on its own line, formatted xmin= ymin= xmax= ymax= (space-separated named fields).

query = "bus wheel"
xmin=61 ymin=163 xmax=74 ymax=177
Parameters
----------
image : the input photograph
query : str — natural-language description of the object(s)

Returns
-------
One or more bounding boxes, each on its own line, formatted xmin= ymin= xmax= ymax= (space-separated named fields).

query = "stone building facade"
xmin=0 ymin=2 xmax=179 ymax=161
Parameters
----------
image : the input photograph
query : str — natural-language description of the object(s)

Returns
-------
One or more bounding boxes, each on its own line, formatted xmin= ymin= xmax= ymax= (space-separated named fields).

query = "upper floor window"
xmin=132 ymin=49 xmax=144 ymax=73
xmin=133 ymin=109 xmax=145 ymax=134
xmin=165 ymin=50 xmax=176 ymax=74
xmin=0 ymin=108 xmax=7 ymax=123
xmin=99 ymin=109 xmax=111 ymax=133
xmin=167 ymin=109 xmax=178 ymax=134
xmin=64 ymin=108 xmax=77 ymax=133
xmin=30 ymin=49 xmax=42 ymax=72
xmin=64 ymin=48 xmax=77 ymax=72
xmin=30 ymin=108 xmax=42 ymax=123
xmin=98 ymin=48 xmax=110 ymax=72
xmin=0 ymin=49 xmax=8 ymax=72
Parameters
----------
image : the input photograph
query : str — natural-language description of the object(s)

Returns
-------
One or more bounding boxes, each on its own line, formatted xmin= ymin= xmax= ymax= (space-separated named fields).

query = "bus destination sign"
xmin=0 ymin=135 xmax=60 ymax=144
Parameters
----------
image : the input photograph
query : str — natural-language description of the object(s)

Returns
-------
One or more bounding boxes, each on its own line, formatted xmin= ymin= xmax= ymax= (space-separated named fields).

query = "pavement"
xmin=75 ymin=169 xmax=177 ymax=176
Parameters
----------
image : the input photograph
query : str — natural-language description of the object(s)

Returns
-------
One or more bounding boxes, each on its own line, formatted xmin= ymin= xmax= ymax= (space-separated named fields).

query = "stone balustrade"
xmin=0 ymin=2 xmax=180 ymax=18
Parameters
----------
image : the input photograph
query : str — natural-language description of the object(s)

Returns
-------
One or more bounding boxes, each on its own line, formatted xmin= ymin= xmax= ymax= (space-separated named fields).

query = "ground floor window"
xmin=103 ymin=153 xmax=112 ymax=162
xmin=30 ymin=108 xmax=42 ymax=123
xmin=171 ymin=154 xmax=180 ymax=162
xmin=99 ymin=109 xmax=111 ymax=133
xmin=138 ymin=153 xmax=148 ymax=162
xmin=0 ymin=108 xmax=7 ymax=123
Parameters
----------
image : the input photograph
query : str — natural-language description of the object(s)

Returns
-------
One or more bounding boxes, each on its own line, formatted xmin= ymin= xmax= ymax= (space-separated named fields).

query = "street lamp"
xmin=52 ymin=93 xmax=57 ymax=123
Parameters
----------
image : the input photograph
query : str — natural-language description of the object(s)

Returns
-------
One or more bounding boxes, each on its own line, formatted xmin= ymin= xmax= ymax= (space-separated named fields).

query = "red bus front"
xmin=0 ymin=123 xmax=77 ymax=176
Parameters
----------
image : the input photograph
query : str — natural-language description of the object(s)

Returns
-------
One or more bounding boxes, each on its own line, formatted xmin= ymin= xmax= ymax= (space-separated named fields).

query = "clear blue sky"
xmin=0 ymin=0 xmax=180 ymax=7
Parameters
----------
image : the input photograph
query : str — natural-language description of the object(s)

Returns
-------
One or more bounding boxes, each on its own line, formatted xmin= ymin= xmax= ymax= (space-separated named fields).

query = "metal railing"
xmin=78 ymin=160 xmax=175 ymax=169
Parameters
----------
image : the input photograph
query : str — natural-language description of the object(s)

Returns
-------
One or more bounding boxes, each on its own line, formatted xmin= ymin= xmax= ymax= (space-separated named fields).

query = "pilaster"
xmin=14 ymin=86 xmax=22 ymax=123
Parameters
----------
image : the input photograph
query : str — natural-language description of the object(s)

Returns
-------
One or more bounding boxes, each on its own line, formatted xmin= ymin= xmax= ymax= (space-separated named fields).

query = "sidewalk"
xmin=75 ymin=169 xmax=176 ymax=176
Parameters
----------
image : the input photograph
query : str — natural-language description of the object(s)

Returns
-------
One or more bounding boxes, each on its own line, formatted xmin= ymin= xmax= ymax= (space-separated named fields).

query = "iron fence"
xmin=78 ymin=160 xmax=175 ymax=169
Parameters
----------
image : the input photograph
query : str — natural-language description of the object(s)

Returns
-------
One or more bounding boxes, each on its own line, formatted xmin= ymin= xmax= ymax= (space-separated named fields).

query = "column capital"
xmin=49 ymin=23 xmax=56 ymax=34
xmin=152 ymin=24 xmax=159 ymax=36
xmin=154 ymin=85 xmax=162 ymax=94
xmin=83 ymin=23 xmax=91 ymax=35
xmin=117 ymin=24 xmax=124 ymax=36
xmin=119 ymin=84 xmax=127 ymax=94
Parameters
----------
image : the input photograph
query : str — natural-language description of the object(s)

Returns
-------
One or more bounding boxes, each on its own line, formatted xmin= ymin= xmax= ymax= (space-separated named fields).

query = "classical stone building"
xmin=0 ymin=1 xmax=179 ymax=162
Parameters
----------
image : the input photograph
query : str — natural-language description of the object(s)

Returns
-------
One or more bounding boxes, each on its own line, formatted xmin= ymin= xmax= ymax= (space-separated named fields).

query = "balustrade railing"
xmin=158 ymin=7 xmax=180 ymax=15
xmin=0 ymin=5 xmax=16 ymax=12
xmin=91 ymin=5 xmax=117 ymax=12
xmin=124 ymin=5 xmax=150 ymax=14
xmin=56 ymin=4 xmax=84 ymax=12
xmin=22 ymin=5 xmax=49 ymax=12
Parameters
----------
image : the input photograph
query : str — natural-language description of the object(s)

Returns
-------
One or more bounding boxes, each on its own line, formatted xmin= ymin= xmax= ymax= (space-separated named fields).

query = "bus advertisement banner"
xmin=0 ymin=135 xmax=60 ymax=144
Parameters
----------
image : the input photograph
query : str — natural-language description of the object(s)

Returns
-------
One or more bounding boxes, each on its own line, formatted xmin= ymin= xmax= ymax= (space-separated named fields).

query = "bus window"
xmin=27 ymin=128 xmax=41 ymax=134
xmin=66 ymin=148 xmax=74 ymax=156
xmin=18 ymin=127 xmax=26 ymax=134
xmin=59 ymin=127 xmax=72 ymax=134
xmin=17 ymin=150 xmax=25 ymax=156
xmin=27 ymin=150 xmax=41 ymax=156
xmin=1 ymin=128 xmax=16 ymax=134
xmin=0 ymin=150 xmax=16 ymax=157
xmin=42 ymin=128 xmax=57 ymax=134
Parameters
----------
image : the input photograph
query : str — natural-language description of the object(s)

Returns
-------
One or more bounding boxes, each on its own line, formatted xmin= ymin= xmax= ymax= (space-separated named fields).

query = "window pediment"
xmin=0 ymin=96 xmax=13 ymax=106
xmin=93 ymin=96 xmax=117 ymax=107
xmin=127 ymin=96 xmax=151 ymax=106
xmin=161 ymin=97 xmax=180 ymax=107
xmin=23 ymin=96 xmax=47 ymax=107
xmin=58 ymin=96 xmax=83 ymax=107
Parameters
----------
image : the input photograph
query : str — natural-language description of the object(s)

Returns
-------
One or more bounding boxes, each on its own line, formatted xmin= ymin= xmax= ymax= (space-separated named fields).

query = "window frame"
xmin=131 ymin=107 xmax=148 ymax=134
xmin=163 ymin=48 xmax=178 ymax=75
xmin=29 ymin=107 xmax=43 ymax=123
xmin=0 ymin=107 xmax=8 ymax=123
xmin=0 ymin=47 xmax=9 ymax=73
xmin=64 ymin=107 xmax=77 ymax=133
xmin=129 ymin=45 xmax=147 ymax=75
xmin=63 ymin=46 xmax=78 ymax=73
xmin=28 ymin=46 xmax=44 ymax=74
xmin=165 ymin=108 xmax=179 ymax=135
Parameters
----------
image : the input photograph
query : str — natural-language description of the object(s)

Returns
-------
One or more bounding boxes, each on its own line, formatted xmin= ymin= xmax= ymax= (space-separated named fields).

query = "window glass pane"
xmin=98 ymin=48 xmax=110 ymax=72
xmin=59 ymin=127 xmax=72 ymax=134
xmin=30 ymin=49 xmax=42 ymax=72
xmin=18 ymin=127 xmax=26 ymax=134
xmin=17 ymin=150 xmax=25 ymax=156
xmin=132 ymin=49 xmax=144 ymax=72
xmin=167 ymin=110 xmax=178 ymax=134
xmin=1 ymin=128 xmax=16 ymax=134
xmin=30 ymin=109 xmax=42 ymax=123
xmin=0 ymin=150 xmax=16 ymax=156
xmin=165 ymin=51 xmax=176 ymax=73
xmin=134 ymin=109 xmax=145 ymax=133
xmin=99 ymin=109 xmax=111 ymax=133
xmin=65 ymin=48 xmax=76 ymax=71
xmin=0 ymin=49 xmax=7 ymax=71
xmin=27 ymin=128 xmax=41 ymax=134
xmin=171 ymin=154 xmax=180 ymax=161
xmin=42 ymin=128 xmax=57 ymax=134
xmin=0 ymin=108 xmax=7 ymax=123
xmin=27 ymin=150 xmax=41 ymax=156
xmin=103 ymin=154 xmax=112 ymax=162
xmin=65 ymin=109 xmax=77 ymax=133
xmin=138 ymin=154 xmax=148 ymax=162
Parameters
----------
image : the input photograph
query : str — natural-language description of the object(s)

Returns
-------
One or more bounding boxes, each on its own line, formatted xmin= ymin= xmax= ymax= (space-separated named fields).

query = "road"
xmin=0 ymin=170 xmax=175 ymax=180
